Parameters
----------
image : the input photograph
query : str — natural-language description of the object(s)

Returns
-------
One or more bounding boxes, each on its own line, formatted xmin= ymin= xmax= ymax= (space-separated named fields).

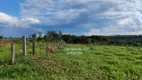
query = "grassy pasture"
xmin=0 ymin=42 xmax=142 ymax=80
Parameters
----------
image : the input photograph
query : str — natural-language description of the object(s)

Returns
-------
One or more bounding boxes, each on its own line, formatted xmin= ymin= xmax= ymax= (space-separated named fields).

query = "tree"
xmin=62 ymin=34 xmax=72 ymax=43
xmin=79 ymin=36 xmax=89 ymax=44
xmin=0 ymin=36 xmax=3 ymax=39
xmin=37 ymin=32 xmax=43 ymax=41
xmin=31 ymin=33 xmax=36 ymax=55
xmin=58 ymin=31 xmax=62 ymax=41
xmin=32 ymin=33 xmax=37 ymax=41
xmin=47 ymin=31 xmax=59 ymax=42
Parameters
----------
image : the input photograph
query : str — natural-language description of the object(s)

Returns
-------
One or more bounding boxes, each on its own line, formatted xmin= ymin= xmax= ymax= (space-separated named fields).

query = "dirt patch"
xmin=31 ymin=57 xmax=63 ymax=65
xmin=0 ymin=39 xmax=11 ymax=47
xmin=44 ymin=59 xmax=56 ymax=63
xmin=31 ymin=57 xmax=68 ymax=70
xmin=43 ymin=59 xmax=64 ymax=65
xmin=43 ymin=59 xmax=67 ymax=70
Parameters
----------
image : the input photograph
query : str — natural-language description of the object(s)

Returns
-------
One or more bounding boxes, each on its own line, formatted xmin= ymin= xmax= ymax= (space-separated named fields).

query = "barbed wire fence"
xmin=9 ymin=35 xmax=62 ymax=64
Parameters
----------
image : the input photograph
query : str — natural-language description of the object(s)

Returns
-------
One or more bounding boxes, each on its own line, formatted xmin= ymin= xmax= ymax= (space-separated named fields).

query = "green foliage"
xmin=0 ymin=36 xmax=3 ymax=39
xmin=46 ymin=31 xmax=59 ymax=42
xmin=37 ymin=32 xmax=43 ymax=41
xmin=0 ymin=43 xmax=142 ymax=80
xmin=32 ymin=34 xmax=36 ymax=39
xmin=32 ymin=33 xmax=37 ymax=42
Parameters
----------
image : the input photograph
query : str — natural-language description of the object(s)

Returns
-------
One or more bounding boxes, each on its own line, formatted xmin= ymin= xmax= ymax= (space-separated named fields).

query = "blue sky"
xmin=0 ymin=0 xmax=21 ymax=16
xmin=1 ymin=0 xmax=142 ymax=37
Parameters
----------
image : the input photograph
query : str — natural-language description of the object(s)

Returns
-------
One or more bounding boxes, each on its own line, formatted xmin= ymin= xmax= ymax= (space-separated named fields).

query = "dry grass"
xmin=0 ymin=39 xmax=11 ymax=47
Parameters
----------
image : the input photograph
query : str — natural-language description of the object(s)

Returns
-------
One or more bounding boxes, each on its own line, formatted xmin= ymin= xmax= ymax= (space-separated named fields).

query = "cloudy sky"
xmin=0 ymin=0 xmax=142 ymax=37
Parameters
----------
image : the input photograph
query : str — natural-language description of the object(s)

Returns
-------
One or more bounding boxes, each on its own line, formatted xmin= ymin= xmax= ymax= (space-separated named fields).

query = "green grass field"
xmin=0 ymin=42 xmax=142 ymax=80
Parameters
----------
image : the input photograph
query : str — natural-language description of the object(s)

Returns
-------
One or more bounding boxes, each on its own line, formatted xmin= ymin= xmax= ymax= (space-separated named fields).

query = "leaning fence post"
xmin=54 ymin=40 xmax=57 ymax=49
xmin=11 ymin=42 xmax=15 ymax=64
xmin=44 ymin=35 xmax=48 ymax=54
xmin=23 ymin=36 xmax=26 ymax=56
xmin=46 ymin=41 xmax=48 ymax=54
xmin=32 ymin=41 xmax=36 ymax=55
xmin=32 ymin=33 xmax=36 ymax=55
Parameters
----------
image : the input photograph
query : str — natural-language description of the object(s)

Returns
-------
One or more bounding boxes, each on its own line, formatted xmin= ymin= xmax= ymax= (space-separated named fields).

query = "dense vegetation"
xmin=0 ymin=31 xmax=142 ymax=80
xmin=0 ymin=42 xmax=142 ymax=80
xmin=2 ymin=31 xmax=142 ymax=46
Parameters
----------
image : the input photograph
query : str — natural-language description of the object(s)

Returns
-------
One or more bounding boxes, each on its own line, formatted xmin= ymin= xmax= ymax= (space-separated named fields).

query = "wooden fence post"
xmin=54 ymin=40 xmax=56 ymax=49
xmin=11 ymin=42 xmax=15 ymax=64
xmin=23 ymin=36 xmax=26 ymax=56
xmin=46 ymin=41 xmax=48 ymax=54
xmin=32 ymin=41 xmax=36 ymax=55
xmin=44 ymin=35 xmax=48 ymax=54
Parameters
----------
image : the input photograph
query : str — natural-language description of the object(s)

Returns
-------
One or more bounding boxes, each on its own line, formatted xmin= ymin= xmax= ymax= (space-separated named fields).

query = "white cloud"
xmin=85 ymin=26 xmax=142 ymax=36
xmin=0 ymin=12 xmax=40 ymax=28
xmin=118 ymin=18 xmax=134 ymax=25
xmin=21 ymin=18 xmax=40 ymax=24
xmin=83 ymin=0 xmax=142 ymax=35
xmin=84 ymin=29 xmax=101 ymax=36
xmin=0 ymin=12 xmax=19 ymax=27
xmin=6 ymin=0 xmax=142 ymax=36
xmin=19 ymin=0 xmax=96 ymax=25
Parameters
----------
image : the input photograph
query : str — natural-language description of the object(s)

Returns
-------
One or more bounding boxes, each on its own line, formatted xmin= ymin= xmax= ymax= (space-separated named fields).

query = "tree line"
xmin=28 ymin=31 xmax=142 ymax=46
xmin=1 ymin=31 xmax=142 ymax=46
